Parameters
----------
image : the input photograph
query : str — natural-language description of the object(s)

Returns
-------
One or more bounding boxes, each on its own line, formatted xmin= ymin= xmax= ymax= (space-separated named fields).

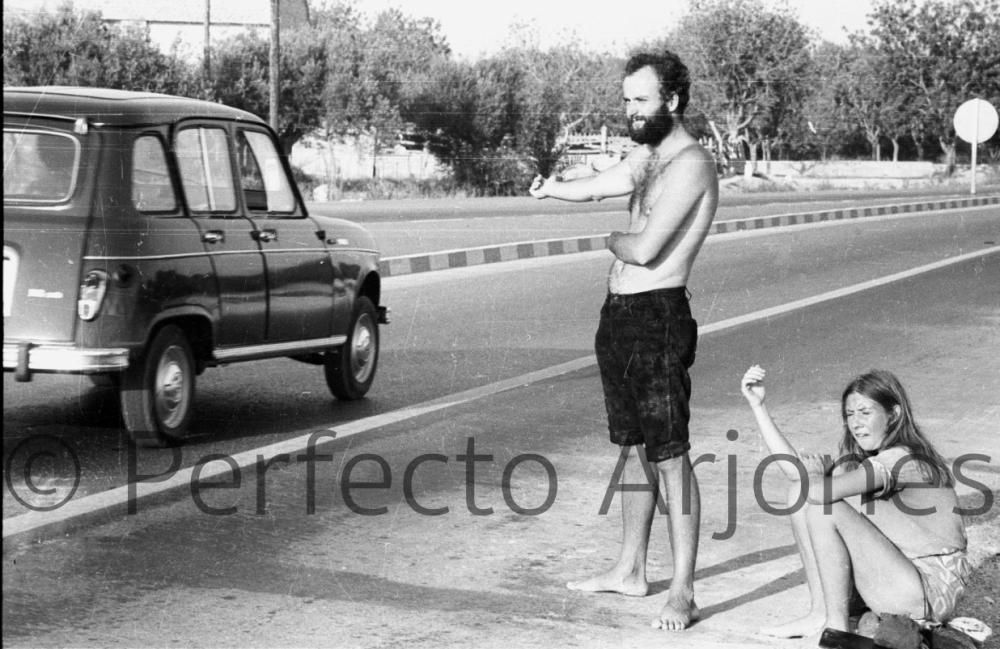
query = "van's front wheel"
xmin=325 ymin=297 xmax=379 ymax=400
xmin=120 ymin=325 xmax=196 ymax=446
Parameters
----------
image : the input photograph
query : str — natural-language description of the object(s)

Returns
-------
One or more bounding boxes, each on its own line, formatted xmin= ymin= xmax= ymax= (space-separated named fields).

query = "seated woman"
xmin=739 ymin=366 xmax=970 ymax=640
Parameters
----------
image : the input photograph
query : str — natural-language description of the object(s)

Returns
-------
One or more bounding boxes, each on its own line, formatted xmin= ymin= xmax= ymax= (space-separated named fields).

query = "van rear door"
xmin=3 ymin=120 xmax=92 ymax=345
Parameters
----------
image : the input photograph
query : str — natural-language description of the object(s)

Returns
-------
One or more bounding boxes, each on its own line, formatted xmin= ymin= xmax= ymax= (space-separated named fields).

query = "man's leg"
xmin=652 ymin=452 xmax=700 ymax=630
xmin=567 ymin=444 xmax=654 ymax=596
xmin=759 ymin=484 xmax=827 ymax=638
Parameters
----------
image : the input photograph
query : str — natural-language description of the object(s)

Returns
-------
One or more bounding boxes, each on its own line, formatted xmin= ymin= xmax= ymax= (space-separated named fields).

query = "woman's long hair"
xmin=838 ymin=369 xmax=953 ymax=487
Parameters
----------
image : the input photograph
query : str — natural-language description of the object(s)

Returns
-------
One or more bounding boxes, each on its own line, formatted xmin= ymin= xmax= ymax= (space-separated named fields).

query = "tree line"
xmin=5 ymin=0 xmax=999 ymax=194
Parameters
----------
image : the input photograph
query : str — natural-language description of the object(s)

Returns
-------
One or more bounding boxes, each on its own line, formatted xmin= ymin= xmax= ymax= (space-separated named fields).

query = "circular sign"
xmin=954 ymin=99 xmax=999 ymax=144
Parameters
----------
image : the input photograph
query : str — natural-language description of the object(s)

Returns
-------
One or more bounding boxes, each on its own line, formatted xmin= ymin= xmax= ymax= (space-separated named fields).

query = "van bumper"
xmin=3 ymin=342 xmax=130 ymax=381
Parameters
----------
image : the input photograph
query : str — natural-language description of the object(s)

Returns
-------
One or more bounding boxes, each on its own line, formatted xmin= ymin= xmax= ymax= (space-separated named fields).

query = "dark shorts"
xmin=594 ymin=287 xmax=697 ymax=463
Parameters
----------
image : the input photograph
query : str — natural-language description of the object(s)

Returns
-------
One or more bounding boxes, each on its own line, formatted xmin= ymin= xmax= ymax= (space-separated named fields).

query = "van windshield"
xmin=3 ymin=130 xmax=80 ymax=202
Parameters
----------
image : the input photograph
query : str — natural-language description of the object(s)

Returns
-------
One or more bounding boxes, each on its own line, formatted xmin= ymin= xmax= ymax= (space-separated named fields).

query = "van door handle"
xmin=202 ymin=230 xmax=225 ymax=244
xmin=252 ymin=229 xmax=278 ymax=243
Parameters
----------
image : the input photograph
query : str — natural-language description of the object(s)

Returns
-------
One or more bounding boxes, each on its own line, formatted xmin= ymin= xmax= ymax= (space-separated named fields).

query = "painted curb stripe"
xmin=378 ymin=195 xmax=998 ymax=277
xmin=4 ymin=247 xmax=996 ymax=544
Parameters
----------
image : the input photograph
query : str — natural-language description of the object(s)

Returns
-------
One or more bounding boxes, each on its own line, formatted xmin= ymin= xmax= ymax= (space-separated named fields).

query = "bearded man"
xmin=529 ymin=50 xmax=718 ymax=632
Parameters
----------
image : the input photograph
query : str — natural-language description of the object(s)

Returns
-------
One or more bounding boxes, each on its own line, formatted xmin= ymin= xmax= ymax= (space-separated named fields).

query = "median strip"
xmin=377 ymin=194 xmax=999 ymax=277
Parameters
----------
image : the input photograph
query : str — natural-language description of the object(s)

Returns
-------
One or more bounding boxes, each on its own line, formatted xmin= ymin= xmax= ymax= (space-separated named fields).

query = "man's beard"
xmin=628 ymin=107 xmax=674 ymax=145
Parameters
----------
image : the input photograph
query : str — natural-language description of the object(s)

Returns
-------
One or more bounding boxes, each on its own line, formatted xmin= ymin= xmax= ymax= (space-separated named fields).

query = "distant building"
xmin=3 ymin=0 xmax=309 ymax=60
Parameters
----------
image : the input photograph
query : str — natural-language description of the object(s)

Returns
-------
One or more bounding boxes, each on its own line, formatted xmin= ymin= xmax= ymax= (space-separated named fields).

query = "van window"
xmin=3 ymin=130 xmax=79 ymax=202
xmin=176 ymin=127 xmax=236 ymax=212
xmin=132 ymin=135 xmax=177 ymax=212
xmin=237 ymin=130 xmax=296 ymax=214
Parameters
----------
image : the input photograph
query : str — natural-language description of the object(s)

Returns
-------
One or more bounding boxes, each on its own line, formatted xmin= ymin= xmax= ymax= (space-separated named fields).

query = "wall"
xmin=290 ymin=134 xmax=450 ymax=199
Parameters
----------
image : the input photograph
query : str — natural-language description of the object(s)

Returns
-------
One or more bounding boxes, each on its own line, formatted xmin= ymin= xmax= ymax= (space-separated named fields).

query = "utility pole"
xmin=203 ymin=0 xmax=211 ymax=82
xmin=269 ymin=0 xmax=280 ymax=132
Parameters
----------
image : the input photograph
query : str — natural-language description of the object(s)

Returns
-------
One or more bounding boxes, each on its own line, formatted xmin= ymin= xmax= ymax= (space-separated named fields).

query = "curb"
xmin=377 ymin=194 xmax=1000 ymax=277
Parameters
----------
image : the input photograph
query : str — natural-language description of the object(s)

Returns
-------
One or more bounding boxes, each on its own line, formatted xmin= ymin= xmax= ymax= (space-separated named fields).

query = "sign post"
xmin=953 ymin=99 xmax=999 ymax=195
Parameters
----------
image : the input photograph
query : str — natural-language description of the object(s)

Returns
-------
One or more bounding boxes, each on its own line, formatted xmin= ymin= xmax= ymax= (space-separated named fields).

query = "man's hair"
xmin=624 ymin=50 xmax=691 ymax=115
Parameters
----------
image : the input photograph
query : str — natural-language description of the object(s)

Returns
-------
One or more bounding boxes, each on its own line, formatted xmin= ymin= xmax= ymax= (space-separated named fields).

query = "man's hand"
xmin=529 ymin=174 xmax=553 ymax=199
xmin=607 ymin=231 xmax=624 ymax=251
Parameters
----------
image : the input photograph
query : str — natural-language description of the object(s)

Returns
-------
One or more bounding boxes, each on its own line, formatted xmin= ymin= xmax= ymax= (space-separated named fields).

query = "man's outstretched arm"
xmin=529 ymin=156 xmax=635 ymax=202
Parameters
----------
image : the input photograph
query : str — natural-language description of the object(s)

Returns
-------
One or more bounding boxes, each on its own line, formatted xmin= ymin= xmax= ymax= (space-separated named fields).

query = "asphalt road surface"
xmin=3 ymin=202 xmax=999 ymax=648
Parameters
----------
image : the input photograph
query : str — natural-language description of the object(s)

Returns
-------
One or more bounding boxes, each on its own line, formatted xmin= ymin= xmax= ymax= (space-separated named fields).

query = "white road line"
xmin=699 ymin=247 xmax=999 ymax=335
xmin=4 ymin=247 xmax=997 ymax=541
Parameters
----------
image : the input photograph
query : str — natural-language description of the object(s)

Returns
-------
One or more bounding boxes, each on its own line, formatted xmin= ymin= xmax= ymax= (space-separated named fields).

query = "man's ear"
xmin=668 ymin=93 xmax=680 ymax=113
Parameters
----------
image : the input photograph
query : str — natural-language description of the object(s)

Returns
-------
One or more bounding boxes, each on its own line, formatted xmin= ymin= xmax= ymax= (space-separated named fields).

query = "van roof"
xmin=3 ymin=86 xmax=266 ymax=128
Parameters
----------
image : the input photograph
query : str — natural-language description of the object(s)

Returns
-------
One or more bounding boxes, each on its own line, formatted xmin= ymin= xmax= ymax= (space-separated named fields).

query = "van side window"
xmin=132 ymin=135 xmax=176 ymax=212
xmin=3 ymin=130 xmax=79 ymax=202
xmin=175 ymin=127 xmax=236 ymax=213
xmin=237 ymin=130 xmax=296 ymax=214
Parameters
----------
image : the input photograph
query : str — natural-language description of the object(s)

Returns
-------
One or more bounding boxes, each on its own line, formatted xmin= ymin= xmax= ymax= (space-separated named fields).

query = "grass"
xmin=957 ymin=553 xmax=999 ymax=648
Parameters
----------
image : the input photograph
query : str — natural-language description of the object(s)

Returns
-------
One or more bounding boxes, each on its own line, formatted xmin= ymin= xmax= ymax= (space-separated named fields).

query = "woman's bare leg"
xmin=759 ymin=483 xmax=827 ymax=638
xmin=805 ymin=499 xmax=925 ymax=641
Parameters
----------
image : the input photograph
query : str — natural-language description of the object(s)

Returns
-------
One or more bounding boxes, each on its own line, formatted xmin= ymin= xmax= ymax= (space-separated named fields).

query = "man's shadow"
xmin=649 ymin=543 xmax=802 ymax=621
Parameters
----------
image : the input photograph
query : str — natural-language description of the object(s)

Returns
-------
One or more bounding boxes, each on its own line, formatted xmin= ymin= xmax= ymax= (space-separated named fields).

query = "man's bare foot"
xmin=759 ymin=613 xmax=827 ymax=639
xmin=566 ymin=570 xmax=648 ymax=597
xmin=651 ymin=596 xmax=699 ymax=631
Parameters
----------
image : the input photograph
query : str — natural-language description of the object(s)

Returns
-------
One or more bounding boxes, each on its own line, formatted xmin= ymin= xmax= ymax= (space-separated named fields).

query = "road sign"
xmin=953 ymin=99 xmax=999 ymax=195
xmin=954 ymin=99 xmax=999 ymax=143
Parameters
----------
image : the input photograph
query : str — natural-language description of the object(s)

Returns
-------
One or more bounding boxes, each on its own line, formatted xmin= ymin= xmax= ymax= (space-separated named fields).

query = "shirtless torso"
xmin=608 ymin=142 xmax=718 ymax=294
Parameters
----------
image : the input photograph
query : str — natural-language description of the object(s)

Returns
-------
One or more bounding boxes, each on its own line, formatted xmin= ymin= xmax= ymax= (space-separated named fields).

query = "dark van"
xmin=4 ymin=87 xmax=388 ymax=446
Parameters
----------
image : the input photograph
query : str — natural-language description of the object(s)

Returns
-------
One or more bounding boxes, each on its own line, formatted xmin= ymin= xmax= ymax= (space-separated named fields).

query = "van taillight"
xmin=78 ymin=270 xmax=108 ymax=320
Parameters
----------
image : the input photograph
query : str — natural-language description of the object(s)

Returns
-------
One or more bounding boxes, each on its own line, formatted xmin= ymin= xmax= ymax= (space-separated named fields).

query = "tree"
xmin=321 ymin=7 xmax=451 ymax=175
xmin=866 ymin=0 xmax=1000 ymax=171
xmin=509 ymin=43 xmax=624 ymax=177
xmin=208 ymin=27 xmax=328 ymax=154
xmin=3 ymin=2 xmax=195 ymax=94
xmin=669 ymin=0 xmax=813 ymax=175
xmin=798 ymin=42 xmax=855 ymax=161
xmin=837 ymin=46 xmax=907 ymax=161
xmin=404 ymin=27 xmax=623 ymax=193
xmin=405 ymin=58 xmax=486 ymax=187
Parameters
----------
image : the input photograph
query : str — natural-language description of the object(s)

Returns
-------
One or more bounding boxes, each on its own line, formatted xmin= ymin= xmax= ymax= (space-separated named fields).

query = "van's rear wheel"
xmin=120 ymin=325 xmax=195 ymax=447
xmin=325 ymin=297 xmax=379 ymax=400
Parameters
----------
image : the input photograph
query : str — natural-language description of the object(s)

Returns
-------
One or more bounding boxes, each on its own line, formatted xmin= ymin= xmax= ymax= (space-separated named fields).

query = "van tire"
xmin=120 ymin=325 xmax=196 ymax=447
xmin=325 ymin=297 xmax=379 ymax=400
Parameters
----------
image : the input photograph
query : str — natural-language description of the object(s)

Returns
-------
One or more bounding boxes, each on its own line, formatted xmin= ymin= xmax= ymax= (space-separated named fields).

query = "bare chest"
xmin=628 ymin=159 xmax=671 ymax=228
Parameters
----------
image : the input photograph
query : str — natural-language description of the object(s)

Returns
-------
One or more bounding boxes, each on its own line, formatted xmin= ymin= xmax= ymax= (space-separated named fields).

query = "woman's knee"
xmin=803 ymin=497 xmax=847 ymax=530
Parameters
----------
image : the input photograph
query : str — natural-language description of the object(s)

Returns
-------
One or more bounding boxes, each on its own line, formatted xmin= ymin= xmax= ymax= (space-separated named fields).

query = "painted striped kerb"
xmin=377 ymin=194 xmax=999 ymax=277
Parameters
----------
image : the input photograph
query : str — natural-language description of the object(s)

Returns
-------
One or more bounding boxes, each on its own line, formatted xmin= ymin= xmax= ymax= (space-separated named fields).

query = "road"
xmin=3 ymin=201 xmax=999 ymax=648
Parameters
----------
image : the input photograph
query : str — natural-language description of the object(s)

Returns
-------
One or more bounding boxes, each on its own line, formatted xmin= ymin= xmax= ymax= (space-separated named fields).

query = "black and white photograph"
xmin=3 ymin=0 xmax=998 ymax=647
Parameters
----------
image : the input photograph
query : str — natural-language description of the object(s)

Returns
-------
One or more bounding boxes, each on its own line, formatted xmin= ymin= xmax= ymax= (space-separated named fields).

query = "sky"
xmin=352 ymin=0 xmax=876 ymax=60
xmin=4 ymin=0 xmax=878 ymax=61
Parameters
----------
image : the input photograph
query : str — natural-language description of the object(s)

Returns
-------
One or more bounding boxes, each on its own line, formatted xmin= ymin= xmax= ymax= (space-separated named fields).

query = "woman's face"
xmin=844 ymin=392 xmax=894 ymax=452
